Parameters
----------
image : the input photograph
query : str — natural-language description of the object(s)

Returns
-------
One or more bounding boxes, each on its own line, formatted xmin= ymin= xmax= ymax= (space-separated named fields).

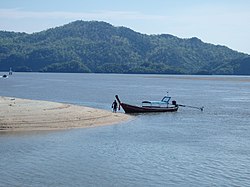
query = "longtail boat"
xmin=115 ymin=95 xmax=178 ymax=114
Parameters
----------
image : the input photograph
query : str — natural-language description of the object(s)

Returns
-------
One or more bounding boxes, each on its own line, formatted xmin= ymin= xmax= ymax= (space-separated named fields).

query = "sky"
xmin=0 ymin=0 xmax=250 ymax=54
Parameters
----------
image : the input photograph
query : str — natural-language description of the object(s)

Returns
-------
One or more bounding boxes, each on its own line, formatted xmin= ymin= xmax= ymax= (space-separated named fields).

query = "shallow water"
xmin=0 ymin=73 xmax=250 ymax=186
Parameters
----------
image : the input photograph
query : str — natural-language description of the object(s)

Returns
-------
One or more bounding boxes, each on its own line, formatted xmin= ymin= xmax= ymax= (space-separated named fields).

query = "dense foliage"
xmin=0 ymin=20 xmax=249 ymax=74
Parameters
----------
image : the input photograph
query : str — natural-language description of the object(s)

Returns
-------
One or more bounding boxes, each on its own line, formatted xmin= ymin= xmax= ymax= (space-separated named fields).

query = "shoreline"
xmin=0 ymin=96 xmax=132 ymax=132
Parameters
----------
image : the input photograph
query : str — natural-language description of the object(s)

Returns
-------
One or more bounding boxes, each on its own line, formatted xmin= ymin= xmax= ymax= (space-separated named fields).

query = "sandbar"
xmin=0 ymin=96 xmax=131 ymax=132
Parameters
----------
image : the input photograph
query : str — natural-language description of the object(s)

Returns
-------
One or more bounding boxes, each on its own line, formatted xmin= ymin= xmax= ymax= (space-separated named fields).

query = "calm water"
xmin=0 ymin=73 xmax=250 ymax=186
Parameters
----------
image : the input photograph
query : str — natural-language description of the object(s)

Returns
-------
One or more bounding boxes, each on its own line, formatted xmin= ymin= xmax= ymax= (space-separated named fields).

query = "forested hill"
xmin=0 ymin=20 xmax=249 ymax=75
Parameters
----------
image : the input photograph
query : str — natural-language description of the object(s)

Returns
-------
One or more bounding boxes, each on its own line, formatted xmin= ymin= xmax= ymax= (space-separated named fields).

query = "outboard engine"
xmin=172 ymin=100 xmax=177 ymax=106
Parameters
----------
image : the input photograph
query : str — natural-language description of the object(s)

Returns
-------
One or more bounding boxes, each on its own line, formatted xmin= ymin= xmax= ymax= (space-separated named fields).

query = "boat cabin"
xmin=142 ymin=96 xmax=171 ymax=107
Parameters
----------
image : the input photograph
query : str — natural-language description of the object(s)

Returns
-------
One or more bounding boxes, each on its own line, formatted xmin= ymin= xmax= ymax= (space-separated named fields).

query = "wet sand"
xmin=0 ymin=96 xmax=131 ymax=132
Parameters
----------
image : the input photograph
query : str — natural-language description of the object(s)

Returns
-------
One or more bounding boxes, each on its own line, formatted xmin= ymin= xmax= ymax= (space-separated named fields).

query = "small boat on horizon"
xmin=115 ymin=95 xmax=178 ymax=114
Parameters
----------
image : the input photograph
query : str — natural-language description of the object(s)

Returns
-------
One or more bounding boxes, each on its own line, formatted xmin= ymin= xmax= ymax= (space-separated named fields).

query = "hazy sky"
xmin=1 ymin=0 xmax=250 ymax=54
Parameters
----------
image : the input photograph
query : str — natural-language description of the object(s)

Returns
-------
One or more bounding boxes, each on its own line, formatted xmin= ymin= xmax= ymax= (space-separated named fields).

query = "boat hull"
xmin=120 ymin=103 xmax=178 ymax=114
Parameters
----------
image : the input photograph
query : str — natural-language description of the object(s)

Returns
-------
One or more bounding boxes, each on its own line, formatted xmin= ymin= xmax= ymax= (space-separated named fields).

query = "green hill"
xmin=0 ymin=20 xmax=249 ymax=74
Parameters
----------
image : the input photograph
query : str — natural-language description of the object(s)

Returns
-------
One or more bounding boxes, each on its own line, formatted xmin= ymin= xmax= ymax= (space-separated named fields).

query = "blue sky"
xmin=1 ymin=0 xmax=250 ymax=54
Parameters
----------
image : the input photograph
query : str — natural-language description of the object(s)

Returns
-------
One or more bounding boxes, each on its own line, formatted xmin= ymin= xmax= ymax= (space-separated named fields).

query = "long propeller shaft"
xmin=178 ymin=104 xmax=204 ymax=111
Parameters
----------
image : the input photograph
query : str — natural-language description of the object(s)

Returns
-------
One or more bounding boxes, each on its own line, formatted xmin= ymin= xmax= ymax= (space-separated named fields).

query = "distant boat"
xmin=115 ymin=95 xmax=178 ymax=114
xmin=2 ymin=74 xmax=8 ymax=78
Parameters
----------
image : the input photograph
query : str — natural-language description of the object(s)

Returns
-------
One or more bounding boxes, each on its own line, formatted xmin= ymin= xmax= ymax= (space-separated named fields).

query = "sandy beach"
xmin=0 ymin=96 xmax=131 ymax=132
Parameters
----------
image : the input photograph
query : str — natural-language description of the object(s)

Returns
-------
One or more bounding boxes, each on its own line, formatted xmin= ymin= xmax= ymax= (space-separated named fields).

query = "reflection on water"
xmin=0 ymin=73 xmax=250 ymax=186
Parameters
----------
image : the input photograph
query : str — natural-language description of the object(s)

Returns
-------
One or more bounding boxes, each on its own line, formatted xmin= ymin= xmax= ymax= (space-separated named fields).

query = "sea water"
xmin=0 ymin=73 xmax=250 ymax=186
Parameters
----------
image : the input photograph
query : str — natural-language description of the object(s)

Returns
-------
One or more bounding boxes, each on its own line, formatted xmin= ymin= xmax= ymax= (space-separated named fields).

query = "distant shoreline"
xmin=1 ymin=71 xmax=250 ymax=75
xmin=0 ymin=96 xmax=132 ymax=132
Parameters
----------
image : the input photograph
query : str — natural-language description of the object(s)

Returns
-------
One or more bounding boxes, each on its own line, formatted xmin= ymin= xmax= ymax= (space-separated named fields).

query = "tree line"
xmin=0 ymin=20 xmax=249 ymax=75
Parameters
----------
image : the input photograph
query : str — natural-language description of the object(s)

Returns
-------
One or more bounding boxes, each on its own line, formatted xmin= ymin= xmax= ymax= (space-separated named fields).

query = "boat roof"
xmin=142 ymin=96 xmax=171 ymax=105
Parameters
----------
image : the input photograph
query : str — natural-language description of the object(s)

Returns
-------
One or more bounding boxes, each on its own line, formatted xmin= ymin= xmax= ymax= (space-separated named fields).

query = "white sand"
xmin=0 ymin=96 xmax=131 ymax=132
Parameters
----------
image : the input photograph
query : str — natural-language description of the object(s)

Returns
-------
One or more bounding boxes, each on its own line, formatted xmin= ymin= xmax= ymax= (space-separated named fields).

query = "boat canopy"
xmin=142 ymin=96 xmax=171 ymax=105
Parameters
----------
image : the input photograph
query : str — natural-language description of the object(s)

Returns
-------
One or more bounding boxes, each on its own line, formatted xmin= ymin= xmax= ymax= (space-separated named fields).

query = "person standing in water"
xmin=112 ymin=100 xmax=118 ymax=113
xmin=9 ymin=67 xmax=12 ymax=75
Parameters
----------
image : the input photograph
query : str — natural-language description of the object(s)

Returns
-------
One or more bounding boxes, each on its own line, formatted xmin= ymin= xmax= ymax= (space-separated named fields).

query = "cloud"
xmin=0 ymin=8 xmax=167 ymax=21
